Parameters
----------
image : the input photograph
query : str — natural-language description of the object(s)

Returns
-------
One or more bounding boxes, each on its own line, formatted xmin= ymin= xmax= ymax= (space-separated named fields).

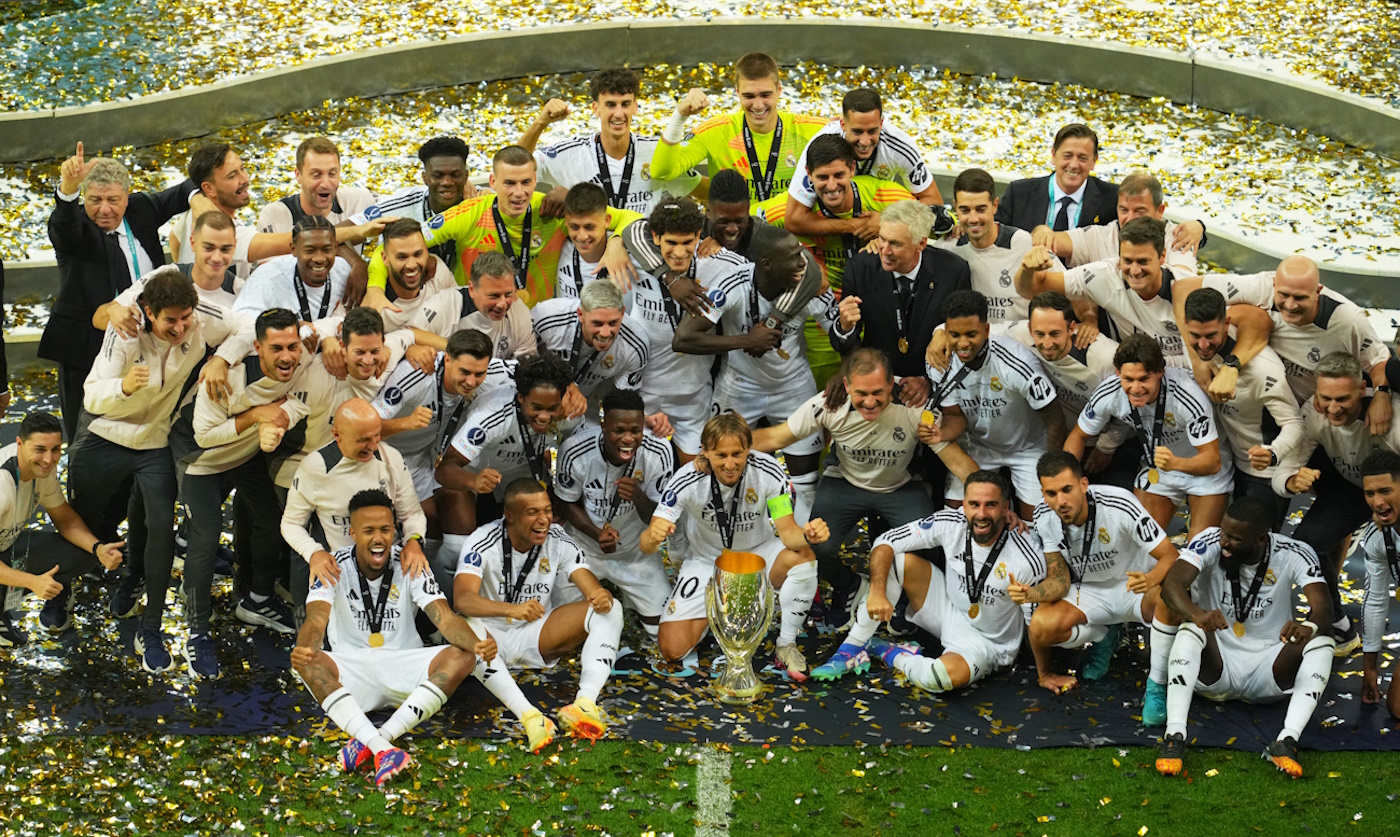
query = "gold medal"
xmin=776 ymin=348 xmax=790 ymax=360
xmin=1147 ymin=468 xmax=1160 ymax=484
xmin=968 ymin=603 xmax=980 ymax=619
xmin=368 ymin=632 xmax=385 ymax=647
xmin=920 ymin=409 xmax=936 ymax=426
xmin=1232 ymin=621 xmax=1245 ymax=638
xmin=898 ymin=337 xmax=909 ymax=354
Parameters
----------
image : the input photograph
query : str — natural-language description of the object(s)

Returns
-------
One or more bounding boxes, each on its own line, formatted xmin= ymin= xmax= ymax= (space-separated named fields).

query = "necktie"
xmin=1053 ymin=196 xmax=1075 ymax=232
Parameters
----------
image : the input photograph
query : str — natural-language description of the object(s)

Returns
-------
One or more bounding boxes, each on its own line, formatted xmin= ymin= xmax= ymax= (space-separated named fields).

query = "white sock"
xmin=1281 ymin=636 xmax=1335 ymax=743
xmin=248 ymin=591 xmax=269 ymax=604
xmin=1332 ymin=614 xmax=1352 ymax=633
xmin=577 ymin=605 xmax=623 ymax=705
xmin=777 ymin=561 xmax=818 ymax=646
xmin=789 ymin=471 xmax=819 ymax=526
xmin=1149 ymin=618 xmax=1178 ymax=685
xmin=380 ymin=682 xmax=447 ymax=742
xmin=1164 ymin=624 xmax=1205 ymax=739
xmin=642 ymin=620 xmax=659 ymax=641
xmin=848 ymin=557 xmax=906 ymax=647
xmin=473 ymin=657 xmax=534 ymax=720
xmin=323 ymin=687 xmax=394 ymax=755
xmin=1062 ymin=622 xmax=1107 ymax=649
xmin=896 ymin=653 xmax=954 ymax=692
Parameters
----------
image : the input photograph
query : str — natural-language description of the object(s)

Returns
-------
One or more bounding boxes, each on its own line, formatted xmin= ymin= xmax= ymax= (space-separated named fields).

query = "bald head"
xmin=1272 ymin=255 xmax=1323 ymax=325
xmin=333 ymin=398 xmax=382 ymax=462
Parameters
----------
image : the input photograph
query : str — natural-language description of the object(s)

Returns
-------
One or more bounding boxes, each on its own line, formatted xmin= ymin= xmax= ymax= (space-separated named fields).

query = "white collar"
xmin=1051 ymin=178 xmax=1088 ymax=206
xmin=893 ymin=252 xmax=922 ymax=281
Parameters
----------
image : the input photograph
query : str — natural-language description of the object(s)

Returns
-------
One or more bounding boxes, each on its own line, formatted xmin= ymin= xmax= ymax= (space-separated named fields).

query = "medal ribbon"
xmin=1126 ymin=377 xmax=1170 ymax=466
xmin=569 ymin=319 xmax=604 ymax=384
xmin=1060 ymin=493 xmax=1098 ymax=585
xmin=602 ymin=435 xmax=643 ymax=526
xmin=930 ymin=342 xmax=987 ymax=405
xmin=355 ymin=562 xmax=394 ymax=639
xmin=1383 ymin=526 xmax=1399 ymax=584
xmin=293 ymin=266 xmax=332 ymax=323
xmin=816 ymin=182 xmax=862 ymax=261
xmin=434 ymin=364 xmax=470 ymax=461
xmin=500 ymin=521 xmax=543 ymax=604
xmin=492 ymin=202 xmax=533 ymax=291
xmin=1228 ymin=548 xmax=1272 ymax=626
xmin=594 ymin=134 xmax=635 ymax=210
xmin=514 ymin=402 xmax=552 ymax=489
xmin=708 ymin=464 xmax=748 ymax=551
xmin=742 ymin=118 xmax=784 ymax=202
xmin=962 ymin=525 xmax=1009 ymax=607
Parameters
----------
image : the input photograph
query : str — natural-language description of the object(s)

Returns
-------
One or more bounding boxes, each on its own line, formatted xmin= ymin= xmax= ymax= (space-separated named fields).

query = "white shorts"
xmin=944 ymin=440 xmax=1046 ymax=507
xmin=1135 ymin=459 xmax=1234 ymax=503
xmin=325 ymin=646 xmax=444 ymax=711
xmin=642 ymin=382 xmax=713 ymax=456
xmin=574 ymin=535 xmax=672 ymax=619
xmin=491 ymin=617 xmax=552 ymax=670
xmin=1197 ymin=638 xmax=1287 ymax=703
xmin=899 ymin=556 xmax=1017 ymax=684
xmin=711 ymin=373 xmax=823 ymax=456
xmin=660 ymin=538 xmax=786 ymax=624
xmin=404 ymin=450 xmax=441 ymax=501
xmin=1065 ymin=579 xmax=1148 ymax=627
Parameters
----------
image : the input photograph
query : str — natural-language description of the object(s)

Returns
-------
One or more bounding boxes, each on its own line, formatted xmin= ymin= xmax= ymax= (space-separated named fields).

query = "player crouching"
xmin=454 ymin=479 xmax=624 ymax=744
xmin=292 ymin=490 xmax=534 ymax=788
xmin=642 ymin=413 xmax=829 ymax=680
xmin=1154 ymin=497 xmax=1335 ymax=779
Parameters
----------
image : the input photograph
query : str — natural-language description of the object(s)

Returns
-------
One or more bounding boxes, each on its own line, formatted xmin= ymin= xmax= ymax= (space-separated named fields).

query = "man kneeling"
xmin=454 ymin=478 xmax=623 ymax=744
xmin=293 ymin=490 xmax=526 ymax=788
xmin=1155 ymin=496 xmax=1335 ymax=779
xmin=814 ymin=471 xmax=1045 ymax=691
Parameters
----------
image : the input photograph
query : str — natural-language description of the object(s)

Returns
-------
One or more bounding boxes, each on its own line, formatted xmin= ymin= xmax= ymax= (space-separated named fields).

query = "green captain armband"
xmin=766 ymin=494 xmax=794 ymax=520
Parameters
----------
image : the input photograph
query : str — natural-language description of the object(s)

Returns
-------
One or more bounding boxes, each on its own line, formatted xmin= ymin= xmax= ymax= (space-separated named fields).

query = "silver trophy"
xmin=705 ymin=550 xmax=775 ymax=704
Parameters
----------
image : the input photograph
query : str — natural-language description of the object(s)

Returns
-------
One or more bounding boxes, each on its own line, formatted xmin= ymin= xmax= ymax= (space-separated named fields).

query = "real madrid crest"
xmin=745 ymin=487 xmax=758 ymax=504
xmin=667 ymin=599 xmax=677 ymax=614
xmin=1264 ymin=569 xmax=1277 ymax=585
xmin=388 ymin=586 xmax=401 ymax=602
xmin=785 ymin=152 xmax=797 ymax=168
xmin=602 ymin=354 xmax=615 ymax=369
xmin=531 ymin=231 xmax=544 ymax=249
xmin=994 ymin=562 xmax=1007 ymax=580
xmin=876 ymin=164 xmax=891 ymax=179
xmin=1098 ymin=527 xmax=1110 ymax=545
xmin=1165 ymin=412 xmax=1176 ymax=427
xmin=989 ymin=376 xmax=1003 ymax=392
xmin=641 ymin=162 xmax=651 ymax=180
xmin=539 ymin=556 xmax=551 ymax=575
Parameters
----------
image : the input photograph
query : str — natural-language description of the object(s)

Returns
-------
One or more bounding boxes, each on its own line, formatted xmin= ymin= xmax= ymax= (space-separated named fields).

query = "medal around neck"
xmin=705 ymin=550 xmax=774 ymax=705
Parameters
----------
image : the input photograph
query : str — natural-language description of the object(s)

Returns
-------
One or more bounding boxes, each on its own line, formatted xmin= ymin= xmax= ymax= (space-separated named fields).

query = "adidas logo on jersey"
xmin=586 ymin=478 xmax=604 ymax=492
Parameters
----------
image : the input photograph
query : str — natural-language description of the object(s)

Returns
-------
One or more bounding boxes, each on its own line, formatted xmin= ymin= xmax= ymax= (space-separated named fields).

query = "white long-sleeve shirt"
xmin=83 ymin=301 xmax=248 ymax=450
xmin=280 ymin=439 xmax=426 ymax=561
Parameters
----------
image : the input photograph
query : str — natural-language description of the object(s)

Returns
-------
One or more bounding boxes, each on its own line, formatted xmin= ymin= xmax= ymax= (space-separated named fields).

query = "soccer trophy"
xmin=705 ymin=550 xmax=774 ymax=705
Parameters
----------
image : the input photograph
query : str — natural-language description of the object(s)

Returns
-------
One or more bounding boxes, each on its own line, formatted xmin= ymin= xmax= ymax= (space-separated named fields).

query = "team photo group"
xmin=3 ymin=50 xmax=1399 ymax=791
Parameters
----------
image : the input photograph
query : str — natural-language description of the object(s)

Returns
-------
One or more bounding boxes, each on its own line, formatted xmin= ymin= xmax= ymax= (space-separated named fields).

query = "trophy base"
xmin=713 ymin=661 xmax=762 ymax=705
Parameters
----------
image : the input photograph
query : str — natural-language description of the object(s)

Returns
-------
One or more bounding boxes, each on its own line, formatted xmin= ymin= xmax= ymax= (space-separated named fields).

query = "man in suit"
xmin=830 ymin=199 xmax=971 ymax=408
xmin=994 ymin=124 xmax=1117 ymax=234
xmin=44 ymin=142 xmax=195 ymax=440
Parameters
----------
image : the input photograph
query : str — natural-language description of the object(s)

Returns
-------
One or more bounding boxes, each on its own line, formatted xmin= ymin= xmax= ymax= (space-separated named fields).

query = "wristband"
xmin=299 ymin=324 xmax=314 ymax=340
xmin=662 ymin=109 xmax=688 ymax=144
xmin=1378 ymin=385 xmax=1392 ymax=394
xmin=1300 ymin=620 xmax=1318 ymax=634
xmin=91 ymin=541 xmax=102 ymax=558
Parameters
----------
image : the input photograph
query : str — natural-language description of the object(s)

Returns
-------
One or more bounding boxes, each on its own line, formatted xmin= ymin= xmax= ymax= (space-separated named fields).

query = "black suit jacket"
xmin=830 ymin=247 xmax=971 ymax=380
xmin=994 ymin=174 xmax=1118 ymax=234
xmin=41 ymin=180 xmax=194 ymax=369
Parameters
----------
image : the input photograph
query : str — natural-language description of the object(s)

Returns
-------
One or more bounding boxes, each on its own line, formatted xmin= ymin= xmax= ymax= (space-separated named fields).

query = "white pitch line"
xmin=695 ymin=745 xmax=733 ymax=837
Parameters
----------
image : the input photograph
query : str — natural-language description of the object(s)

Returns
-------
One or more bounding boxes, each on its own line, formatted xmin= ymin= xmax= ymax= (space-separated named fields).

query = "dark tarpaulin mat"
xmin=3 ymin=571 xmax=1398 ymax=753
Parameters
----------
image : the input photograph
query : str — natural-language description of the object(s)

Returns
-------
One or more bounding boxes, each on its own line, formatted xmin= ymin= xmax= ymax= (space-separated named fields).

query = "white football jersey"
xmin=1179 ymin=528 xmax=1325 ymax=651
xmin=372 ymin=355 xmax=515 ymax=461
xmin=1272 ymin=393 xmax=1400 ymax=494
xmin=1078 ymin=367 xmax=1219 ymax=463
xmin=448 ymin=392 xmax=559 ymax=495
xmin=1357 ymin=523 xmax=1399 ymax=654
xmin=535 ymin=133 xmax=701 ymax=215
xmin=412 ymin=287 xmax=537 ymax=361
xmin=1206 ymin=343 xmax=1304 ymax=478
xmin=1061 ymin=259 xmax=1188 ymax=367
xmin=934 ymin=336 xmax=1058 ymax=455
xmin=702 ymin=255 xmax=838 ymax=391
xmin=233 ymin=254 xmax=349 ymax=321
xmin=555 ymin=425 xmax=675 ymax=548
xmin=652 ymin=451 xmax=794 ymax=561
xmin=455 ymin=519 xmax=589 ymax=634
xmin=531 ymin=298 xmax=648 ymax=398
xmin=307 ymin=544 xmax=445 ymax=652
xmin=1065 ymin=219 xmax=1198 ymax=277
xmin=1032 ymin=485 xmax=1166 ymax=585
xmin=934 ymin=225 xmax=1061 ymax=324
xmin=877 ymin=509 xmax=1047 ymax=650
